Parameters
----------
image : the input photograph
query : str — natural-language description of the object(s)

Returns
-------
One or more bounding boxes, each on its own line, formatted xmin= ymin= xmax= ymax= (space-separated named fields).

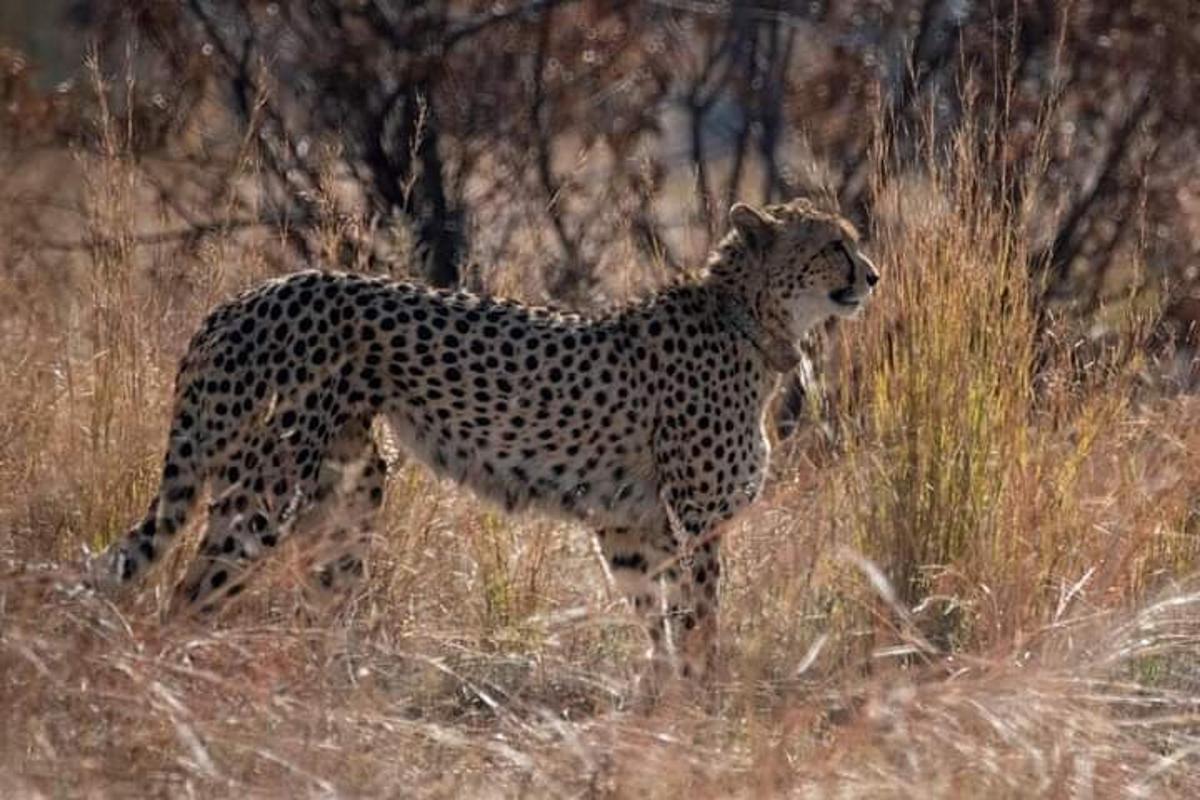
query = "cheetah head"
xmin=714 ymin=198 xmax=879 ymax=370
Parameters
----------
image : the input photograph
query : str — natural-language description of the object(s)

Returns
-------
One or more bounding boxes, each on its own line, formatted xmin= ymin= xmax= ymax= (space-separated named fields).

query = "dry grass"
xmin=3 ymin=74 xmax=1200 ymax=798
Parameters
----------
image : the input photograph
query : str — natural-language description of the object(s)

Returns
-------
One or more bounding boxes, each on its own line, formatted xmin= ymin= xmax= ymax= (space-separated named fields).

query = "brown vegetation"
xmin=2 ymin=2 xmax=1200 ymax=796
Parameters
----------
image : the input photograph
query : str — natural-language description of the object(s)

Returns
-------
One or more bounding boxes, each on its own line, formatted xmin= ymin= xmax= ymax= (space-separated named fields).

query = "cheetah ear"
xmin=729 ymin=203 xmax=775 ymax=256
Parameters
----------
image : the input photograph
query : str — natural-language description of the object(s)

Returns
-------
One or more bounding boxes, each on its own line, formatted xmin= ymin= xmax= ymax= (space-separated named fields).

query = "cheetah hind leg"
xmin=169 ymin=407 xmax=339 ymax=618
xmin=291 ymin=419 xmax=387 ymax=620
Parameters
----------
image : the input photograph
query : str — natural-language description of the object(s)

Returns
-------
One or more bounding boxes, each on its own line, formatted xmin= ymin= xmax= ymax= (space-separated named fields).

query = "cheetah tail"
xmin=99 ymin=383 xmax=207 ymax=588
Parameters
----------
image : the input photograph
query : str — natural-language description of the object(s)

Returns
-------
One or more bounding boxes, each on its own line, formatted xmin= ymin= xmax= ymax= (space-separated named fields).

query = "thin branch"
xmin=530 ymin=10 xmax=581 ymax=273
xmin=187 ymin=1 xmax=323 ymax=202
xmin=1037 ymin=83 xmax=1153 ymax=289
xmin=36 ymin=216 xmax=302 ymax=252
xmin=689 ymin=96 xmax=715 ymax=237
xmin=686 ymin=24 xmax=738 ymax=236
xmin=840 ymin=0 xmax=966 ymax=214
xmin=443 ymin=0 xmax=583 ymax=49
xmin=629 ymin=201 xmax=681 ymax=273
xmin=722 ymin=17 xmax=757 ymax=210
xmin=757 ymin=21 xmax=796 ymax=201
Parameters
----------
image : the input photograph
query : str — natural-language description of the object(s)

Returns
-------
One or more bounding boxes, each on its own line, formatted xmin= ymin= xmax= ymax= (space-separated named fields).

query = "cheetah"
xmin=96 ymin=198 xmax=879 ymax=680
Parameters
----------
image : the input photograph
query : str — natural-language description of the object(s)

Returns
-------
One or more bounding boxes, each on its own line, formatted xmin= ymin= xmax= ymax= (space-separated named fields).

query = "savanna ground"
xmin=4 ymin=4 xmax=1200 ymax=797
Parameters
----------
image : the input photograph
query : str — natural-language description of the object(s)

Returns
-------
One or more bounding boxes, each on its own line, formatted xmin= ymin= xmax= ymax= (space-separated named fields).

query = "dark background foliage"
xmin=3 ymin=1 xmax=1199 ymax=413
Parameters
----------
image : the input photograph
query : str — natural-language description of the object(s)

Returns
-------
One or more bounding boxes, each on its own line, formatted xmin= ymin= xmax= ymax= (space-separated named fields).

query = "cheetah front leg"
xmin=596 ymin=523 xmax=721 ymax=692
xmin=663 ymin=536 xmax=721 ymax=684
xmin=596 ymin=526 xmax=674 ymax=692
xmin=657 ymin=500 xmax=726 ymax=684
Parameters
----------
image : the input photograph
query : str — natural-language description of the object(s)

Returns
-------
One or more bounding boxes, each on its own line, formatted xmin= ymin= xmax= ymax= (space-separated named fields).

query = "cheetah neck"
xmin=716 ymin=292 xmax=802 ymax=373
xmin=704 ymin=236 xmax=806 ymax=373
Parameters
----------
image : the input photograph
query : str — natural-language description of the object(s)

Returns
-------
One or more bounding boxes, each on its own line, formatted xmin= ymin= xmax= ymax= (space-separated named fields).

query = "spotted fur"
xmin=99 ymin=198 xmax=879 ymax=679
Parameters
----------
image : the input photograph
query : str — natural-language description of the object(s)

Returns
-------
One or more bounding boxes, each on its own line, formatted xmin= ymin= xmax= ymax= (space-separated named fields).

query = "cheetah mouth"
xmin=830 ymin=288 xmax=861 ymax=307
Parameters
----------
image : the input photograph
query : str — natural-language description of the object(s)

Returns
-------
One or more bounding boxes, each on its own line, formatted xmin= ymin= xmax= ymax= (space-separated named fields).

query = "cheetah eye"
xmin=831 ymin=241 xmax=856 ymax=282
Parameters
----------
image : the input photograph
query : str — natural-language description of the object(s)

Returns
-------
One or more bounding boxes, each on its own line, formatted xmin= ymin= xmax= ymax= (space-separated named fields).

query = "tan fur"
xmin=97 ymin=198 xmax=879 ymax=681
